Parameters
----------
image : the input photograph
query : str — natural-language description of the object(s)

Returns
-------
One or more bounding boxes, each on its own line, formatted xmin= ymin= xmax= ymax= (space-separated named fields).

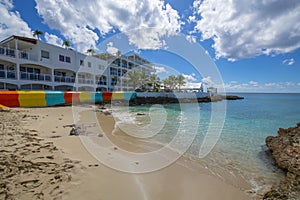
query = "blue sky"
xmin=1 ymin=0 xmax=300 ymax=92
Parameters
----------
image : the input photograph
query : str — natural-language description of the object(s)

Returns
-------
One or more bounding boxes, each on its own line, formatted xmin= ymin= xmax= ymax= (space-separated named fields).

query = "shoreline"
xmin=1 ymin=106 xmax=256 ymax=199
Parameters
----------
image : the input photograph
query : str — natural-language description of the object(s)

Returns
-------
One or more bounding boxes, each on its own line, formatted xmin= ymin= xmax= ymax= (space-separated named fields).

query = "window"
xmin=41 ymin=50 xmax=50 ymax=59
xmin=88 ymin=62 xmax=92 ymax=68
xmin=80 ymin=60 xmax=84 ymax=66
xmin=78 ymin=74 xmax=85 ymax=79
xmin=0 ymin=64 xmax=4 ymax=70
xmin=34 ymin=68 xmax=40 ymax=74
xmin=27 ymin=67 xmax=33 ymax=73
xmin=54 ymin=71 xmax=62 ymax=76
xmin=99 ymin=64 xmax=105 ymax=70
xmin=110 ymin=67 xmax=118 ymax=76
xmin=111 ymin=77 xmax=117 ymax=86
xmin=59 ymin=55 xmax=65 ymax=62
xmin=8 ymin=66 xmax=15 ymax=71
xmin=66 ymin=56 xmax=71 ymax=63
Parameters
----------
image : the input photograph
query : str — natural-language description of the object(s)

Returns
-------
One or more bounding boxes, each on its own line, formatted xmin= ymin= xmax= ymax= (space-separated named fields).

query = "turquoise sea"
xmin=112 ymin=93 xmax=300 ymax=191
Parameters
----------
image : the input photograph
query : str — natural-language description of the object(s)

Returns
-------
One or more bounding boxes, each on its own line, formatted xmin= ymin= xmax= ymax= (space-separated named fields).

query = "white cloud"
xmin=282 ymin=58 xmax=295 ymax=65
xmin=44 ymin=32 xmax=63 ymax=47
xmin=285 ymin=82 xmax=294 ymax=86
xmin=106 ymin=42 xmax=119 ymax=55
xmin=188 ymin=15 xmax=196 ymax=23
xmin=0 ymin=0 xmax=32 ymax=41
xmin=265 ymin=83 xmax=277 ymax=87
xmin=224 ymin=81 xmax=300 ymax=92
xmin=202 ymin=76 xmax=214 ymax=85
xmin=193 ymin=0 xmax=300 ymax=60
xmin=183 ymin=73 xmax=197 ymax=82
xmin=154 ymin=66 xmax=167 ymax=74
xmin=184 ymin=82 xmax=202 ymax=89
xmin=35 ymin=0 xmax=182 ymax=52
xmin=249 ymin=81 xmax=258 ymax=86
xmin=186 ymin=35 xmax=197 ymax=43
xmin=35 ymin=0 xmax=99 ymax=52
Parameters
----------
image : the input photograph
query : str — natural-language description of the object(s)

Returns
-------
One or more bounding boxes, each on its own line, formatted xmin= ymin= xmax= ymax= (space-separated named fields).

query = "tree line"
xmin=125 ymin=69 xmax=186 ymax=92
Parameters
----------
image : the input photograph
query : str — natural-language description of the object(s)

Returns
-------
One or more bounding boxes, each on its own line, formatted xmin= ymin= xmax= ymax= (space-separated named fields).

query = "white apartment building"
xmin=0 ymin=35 xmax=154 ymax=91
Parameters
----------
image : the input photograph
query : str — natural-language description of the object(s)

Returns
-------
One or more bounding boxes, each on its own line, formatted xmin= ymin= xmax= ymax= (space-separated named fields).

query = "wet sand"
xmin=0 ymin=106 xmax=254 ymax=200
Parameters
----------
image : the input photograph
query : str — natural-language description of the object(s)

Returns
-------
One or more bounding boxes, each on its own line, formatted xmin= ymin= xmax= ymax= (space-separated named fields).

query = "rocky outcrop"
xmin=264 ymin=123 xmax=300 ymax=199
xmin=129 ymin=95 xmax=244 ymax=105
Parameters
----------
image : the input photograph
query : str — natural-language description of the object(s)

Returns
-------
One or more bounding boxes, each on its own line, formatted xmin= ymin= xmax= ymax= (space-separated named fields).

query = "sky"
xmin=1 ymin=0 xmax=300 ymax=93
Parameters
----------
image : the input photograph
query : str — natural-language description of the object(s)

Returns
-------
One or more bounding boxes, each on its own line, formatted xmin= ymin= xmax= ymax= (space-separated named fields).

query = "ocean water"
xmin=111 ymin=93 xmax=300 ymax=191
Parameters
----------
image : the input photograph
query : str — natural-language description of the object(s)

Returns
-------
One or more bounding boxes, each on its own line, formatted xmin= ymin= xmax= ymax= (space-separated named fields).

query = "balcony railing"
xmin=20 ymin=72 xmax=51 ymax=82
xmin=0 ymin=70 xmax=16 ymax=79
xmin=0 ymin=47 xmax=15 ymax=57
xmin=54 ymin=76 xmax=75 ymax=83
xmin=0 ymin=70 xmax=99 ymax=85
xmin=97 ymin=81 xmax=107 ymax=85
xmin=78 ymin=78 xmax=94 ymax=84
xmin=0 ymin=46 xmax=38 ymax=61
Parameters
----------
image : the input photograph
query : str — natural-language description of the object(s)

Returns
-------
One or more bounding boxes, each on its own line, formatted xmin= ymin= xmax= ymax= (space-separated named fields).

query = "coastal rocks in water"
xmin=129 ymin=95 xmax=244 ymax=105
xmin=264 ymin=123 xmax=300 ymax=199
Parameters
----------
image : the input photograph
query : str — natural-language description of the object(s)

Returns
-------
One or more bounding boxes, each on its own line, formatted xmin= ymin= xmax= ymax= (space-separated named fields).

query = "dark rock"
xmin=97 ymin=133 xmax=103 ymax=137
xmin=264 ymin=123 xmax=300 ymax=199
xmin=69 ymin=127 xmax=81 ymax=136
xmin=129 ymin=95 xmax=244 ymax=105
xmin=225 ymin=95 xmax=244 ymax=100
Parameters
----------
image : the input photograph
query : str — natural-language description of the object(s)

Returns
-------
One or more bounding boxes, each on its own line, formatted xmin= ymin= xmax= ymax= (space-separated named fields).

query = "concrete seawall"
xmin=0 ymin=91 xmax=244 ymax=108
xmin=0 ymin=91 xmax=136 ymax=107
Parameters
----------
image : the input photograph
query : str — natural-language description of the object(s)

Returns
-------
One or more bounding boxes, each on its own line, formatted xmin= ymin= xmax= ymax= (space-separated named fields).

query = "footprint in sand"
xmin=88 ymin=164 xmax=99 ymax=167
xmin=46 ymin=155 xmax=54 ymax=160
xmin=20 ymin=179 xmax=42 ymax=189
xmin=49 ymin=185 xmax=63 ymax=196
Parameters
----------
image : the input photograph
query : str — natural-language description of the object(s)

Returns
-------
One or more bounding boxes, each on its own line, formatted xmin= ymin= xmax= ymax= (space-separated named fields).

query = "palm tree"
xmin=168 ymin=75 xmax=177 ymax=90
xmin=62 ymin=40 xmax=71 ymax=49
xmin=149 ymin=74 xmax=161 ymax=91
xmin=86 ymin=48 xmax=95 ymax=55
xmin=33 ymin=30 xmax=43 ymax=40
xmin=116 ymin=50 xmax=122 ymax=57
xmin=176 ymin=75 xmax=186 ymax=91
xmin=139 ymin=71 xmax=149 ymax=91
xmin=125 ymin=69 xmax=141 ymax=91
xmin=163 ymin=76 xmax=173 ymax=91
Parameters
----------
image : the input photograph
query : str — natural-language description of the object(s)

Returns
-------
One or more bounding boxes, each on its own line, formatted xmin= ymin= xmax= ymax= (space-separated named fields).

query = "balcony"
xmin=97 ymin=81 xmax=107 ymax=86
xmin=78 ymin=78 xmax=94 ymax=85
xmin=0 ymin=70 xmax=16 ymax=79
xmin=54 ymin=76 xmax=75 ymax=83
xmin=0 ymin=46 xmax=38 ymax=61
xmin=0 ymin=47 xmax=15 ymax=57
xmin=20 ymin=72 xmax=51 ymax=82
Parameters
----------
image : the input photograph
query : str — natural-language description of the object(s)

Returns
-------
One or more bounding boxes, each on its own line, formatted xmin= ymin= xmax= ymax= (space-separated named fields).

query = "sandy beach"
xmin=0 ymin=106 xmax=254 ymax=200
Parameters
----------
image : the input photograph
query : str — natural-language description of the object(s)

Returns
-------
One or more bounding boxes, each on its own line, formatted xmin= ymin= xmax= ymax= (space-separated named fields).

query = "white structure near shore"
xmin=0 ymin=35 xmax=154 ymax=91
